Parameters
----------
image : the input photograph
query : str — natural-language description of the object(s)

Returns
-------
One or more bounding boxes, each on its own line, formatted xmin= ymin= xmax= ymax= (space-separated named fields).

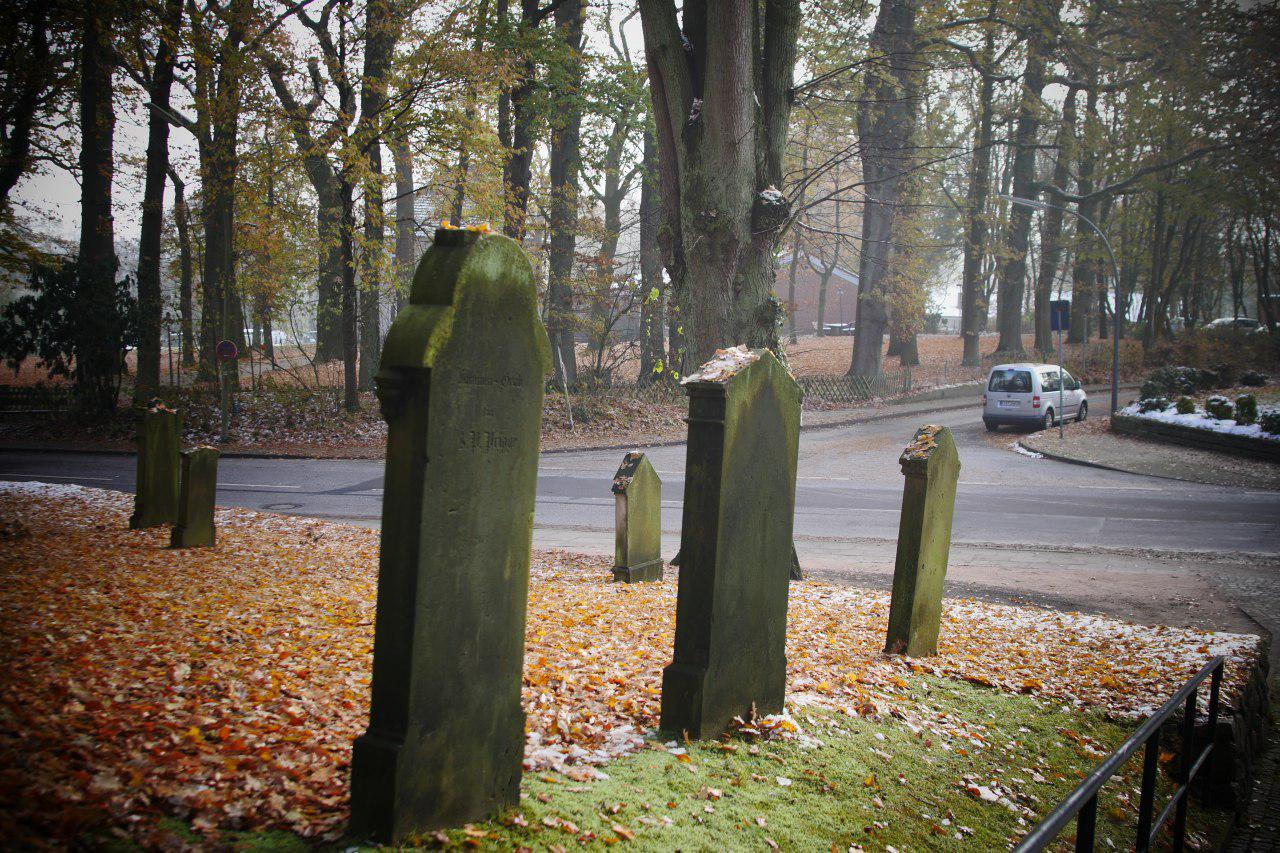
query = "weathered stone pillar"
xmin=170 ymin=447 xmax=219 ymax=548
xmin=661 ymin=347 xmax=801 ymax=739
xmin=349 ymin=228 xmax=552 ymax=843
xmin=884 ymin=424 xmax=961 ymax=657
xmin=611 ymin=451 xmax=663 ymax=582
xmin=129 ymin=403 xmax=181 ymax=529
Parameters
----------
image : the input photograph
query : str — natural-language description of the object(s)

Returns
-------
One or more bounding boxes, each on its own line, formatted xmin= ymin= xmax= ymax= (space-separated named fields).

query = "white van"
xmin=983 ymin=363 xmax=1087 ymax=432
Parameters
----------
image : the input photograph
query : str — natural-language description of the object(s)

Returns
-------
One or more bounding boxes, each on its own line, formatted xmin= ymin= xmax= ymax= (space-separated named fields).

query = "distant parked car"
xmin=822 ymin=323 xmax=855 ymax=336
xmin=1205 ymin=317 xmax=1267 ymax=335
xmin=983 ymin=363 xmax=1087 ymax=432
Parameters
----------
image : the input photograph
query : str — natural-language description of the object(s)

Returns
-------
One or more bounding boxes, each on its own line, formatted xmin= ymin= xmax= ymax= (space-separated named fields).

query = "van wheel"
xmin=1043 ymin=409 xmax=1054 ymax=431
xmin=984 ymin=418 xmax=997 ymax=432
xmin=1077 ymin=401 xmax=1088 ymax=422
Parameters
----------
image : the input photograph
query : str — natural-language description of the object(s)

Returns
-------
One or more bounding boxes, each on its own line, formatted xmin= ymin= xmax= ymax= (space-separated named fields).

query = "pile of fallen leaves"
xmin=0 ymin=483 xmax=1260 ymax=847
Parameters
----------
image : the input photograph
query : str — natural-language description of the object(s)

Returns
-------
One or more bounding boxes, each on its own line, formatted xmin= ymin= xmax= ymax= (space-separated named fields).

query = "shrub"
xmin=1212 ymin=362 xmax=1238 ymax=388
xmin=1175 ymin=396 xmax=1197 ymax=415
xmin=1260 ymin=409 xmax=1280 ymax=436
xmin=1235 ymin=394 xmax=1259 ymax=425
xmin=1142 ymin=365 xmax=1203 ymax=398
xmin=1240 ymin=370 xmax=1269 ymax=387
xmin=1204 ymin=395 xmax=1235 ymax=420
xmin=1138 ymin=380 xmax=1164 ymax=401
xmin=1138 ymin=397 xmax=1172 ymax=413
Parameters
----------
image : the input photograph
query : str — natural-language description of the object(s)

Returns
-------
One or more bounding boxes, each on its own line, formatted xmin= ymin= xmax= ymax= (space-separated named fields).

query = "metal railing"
xmin=1015 ymin=655 xmax=1225 ymax=852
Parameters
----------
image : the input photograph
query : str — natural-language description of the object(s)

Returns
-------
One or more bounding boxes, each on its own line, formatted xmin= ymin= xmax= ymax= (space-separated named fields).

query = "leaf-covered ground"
xmin=0 ymin=385 xmax=691 ymax=457
xmin=0 ymin=482 xmax=1260 ymax=848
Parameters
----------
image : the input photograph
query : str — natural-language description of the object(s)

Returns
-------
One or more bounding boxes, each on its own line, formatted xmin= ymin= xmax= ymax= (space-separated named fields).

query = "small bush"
xmin=1204 ymin=395 xmax=1235 ymax=420
xmin=1240 ymin=370 xmax=1269 ymax=387
xmin=1138 ymin=380 xmax=1165 ymax=401
xmin=1260 ymin=408 xmax=1280 ymax=436
xmin=1138 ymin=397 xmax=1171 ymax=413
xmin=1175 ymin=396 xmax=1197 ymax=414
xmin=1235 ymin=394 xmax=1258 ymax=425
xmin=1212 ymin=362 xmax=1237 ymax=388
xmin=1142 ymin=365 xmax=1203 ymax=398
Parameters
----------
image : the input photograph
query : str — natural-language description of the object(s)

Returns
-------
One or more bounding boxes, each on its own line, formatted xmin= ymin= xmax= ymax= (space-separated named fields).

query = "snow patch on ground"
xmin=1121 ymin=402 xmax=1280 ymax=440
xmin=1011 ymin=442 xmax=1043 ymax=459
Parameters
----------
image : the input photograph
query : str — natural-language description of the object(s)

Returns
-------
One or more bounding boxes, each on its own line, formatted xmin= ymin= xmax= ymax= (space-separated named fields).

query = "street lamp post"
xmin=999 ymin=194 xmax=1123 ymax=415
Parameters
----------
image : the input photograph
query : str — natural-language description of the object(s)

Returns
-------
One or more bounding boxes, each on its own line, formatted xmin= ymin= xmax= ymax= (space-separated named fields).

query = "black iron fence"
xmin=1015 ymin=655 xmax=1226 ymax=852
xmin=0 ymin=385 xmax=72 ymax=416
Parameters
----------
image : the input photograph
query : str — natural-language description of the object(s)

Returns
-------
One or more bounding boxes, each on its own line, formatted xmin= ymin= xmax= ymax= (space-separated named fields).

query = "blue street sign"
xmin=1050 ymin=300 xmax=1070 ymax=332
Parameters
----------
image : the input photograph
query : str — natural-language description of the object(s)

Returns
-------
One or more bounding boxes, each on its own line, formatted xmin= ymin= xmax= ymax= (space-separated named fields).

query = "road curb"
xmin=1017 ymin=438 xmax=1196 ymax=485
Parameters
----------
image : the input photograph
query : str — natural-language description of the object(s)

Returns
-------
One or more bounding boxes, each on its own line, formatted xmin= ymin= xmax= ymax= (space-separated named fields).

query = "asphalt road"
xmin=4 ymin=403 xmax=1279 ymax=637
xmin=3 ymin=405 xmax=1276 ymax=555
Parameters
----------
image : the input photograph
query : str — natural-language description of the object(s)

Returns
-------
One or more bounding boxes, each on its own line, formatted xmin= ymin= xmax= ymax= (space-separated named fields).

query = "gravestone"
xmin=661 ymin=346 xmax=801 ymax=739
xmin=129 ymin=403 xmax=181 ymax=529
xmin=170 ymin=447 xmax=219 ymax=548
xmin=884 ymin=424 xmax=961 ymax=657
xmin=611 ymin=451 xmax=663 ymax=582
xmin=349 ymin=227 xmax=552 ymax=843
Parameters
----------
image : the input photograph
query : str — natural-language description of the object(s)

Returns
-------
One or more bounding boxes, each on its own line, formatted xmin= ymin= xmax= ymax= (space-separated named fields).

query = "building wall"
xmin=776 ymin=254 xmax=859 ymax=334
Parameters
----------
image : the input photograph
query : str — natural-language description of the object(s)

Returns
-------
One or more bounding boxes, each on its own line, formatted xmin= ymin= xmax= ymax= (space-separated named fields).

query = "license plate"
xmin=997 ymin=400 xmax=1019 ymax=409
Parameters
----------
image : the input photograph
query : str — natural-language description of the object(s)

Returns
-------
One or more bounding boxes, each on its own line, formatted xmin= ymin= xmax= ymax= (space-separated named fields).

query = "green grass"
xmin=91 ymin=675 xmax=1231 ymax=851
xmin=407 ymin=675 xmax=1227 ymax=851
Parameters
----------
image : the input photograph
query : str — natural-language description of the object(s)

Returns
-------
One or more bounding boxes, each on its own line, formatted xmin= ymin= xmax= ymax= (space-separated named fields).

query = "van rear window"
xmin=989 ymin=369 xmax=1032 ymax=392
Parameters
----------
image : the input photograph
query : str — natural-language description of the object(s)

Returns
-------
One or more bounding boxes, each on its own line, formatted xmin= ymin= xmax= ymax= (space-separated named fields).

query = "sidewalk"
xmin=1020 ymin=420 xmax=1280 ymax=491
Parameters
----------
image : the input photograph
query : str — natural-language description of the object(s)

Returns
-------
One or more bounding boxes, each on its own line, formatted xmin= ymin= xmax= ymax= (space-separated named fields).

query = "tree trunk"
xmin=168 ymin=167 xmax=195 ymax=365
xmin=639 ymin=0 xmax=800 ymax=368
xmin=504 ymin=0 xmax=540 ymax=240
xmin=1065 ymin=100 xmax=1101 ymax=344
xmin=357 ymin=0 xmax=398 ymax=391
xmin=392 ymin=132 xmax=415 ymax=311
xmin=194 ymin=0 xmax=248 ymax=384
xmin=1034 ymin=86 xmax=1077 ymax=354
xmin=638 ymin=129 xmax=665 ymax=383
xmin=0 ymin=5 xmax=50 ymax=210
xmin=341 ymin=179 xmax=359 ymax=411
xmin=134 ymin=0 xmax=183 ymax=402
xmin=993 ymin=0 xmax=1061 ymax=356
xmin=76 ymin=0 xmax=120 ymax=415
xmin=786 ymin=239 xmax=802 ymax=343
xmin=959 ymin=36 xmax=995 ymax=367
xmin=849 ymin=0 xmax=920 ymax=377
xmin=546 ymin=0 xmax=584 ymax=386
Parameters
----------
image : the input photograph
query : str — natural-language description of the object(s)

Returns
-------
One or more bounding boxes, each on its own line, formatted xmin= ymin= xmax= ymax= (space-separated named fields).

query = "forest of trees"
xmin=0 ymin=0 xmax=1276 ymax=415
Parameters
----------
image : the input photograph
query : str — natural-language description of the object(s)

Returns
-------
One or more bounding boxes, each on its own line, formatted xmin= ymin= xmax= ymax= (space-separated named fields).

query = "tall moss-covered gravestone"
xmin=129 ymin=403 xmax=181 ymax=529
xmin=349 ymin=227 xmax=551 ymax=843
xmin=170 ymin=447 xmax=219 ymax=548
xmin=661 ymin=346 xmax=801 ymax=739
xmin=884 ymin=424 xmax=961 ymax=657
xmin=611 ymin=451 xmax=663 ymax=582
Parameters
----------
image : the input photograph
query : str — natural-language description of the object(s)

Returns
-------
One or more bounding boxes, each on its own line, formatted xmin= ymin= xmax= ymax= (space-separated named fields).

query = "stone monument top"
xmin=379 ymin=226 xmax=552 ymax=379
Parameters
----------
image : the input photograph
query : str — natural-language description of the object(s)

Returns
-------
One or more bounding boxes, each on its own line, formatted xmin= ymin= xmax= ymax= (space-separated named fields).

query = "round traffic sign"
xmin=215 ymin=339 xmax=239 ymax=362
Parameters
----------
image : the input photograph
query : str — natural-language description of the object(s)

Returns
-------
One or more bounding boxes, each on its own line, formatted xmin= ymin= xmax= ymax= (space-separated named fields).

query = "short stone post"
xmin=661 ymin=347 xmax=801 ymax=739
xmin=129 ymin=403 xmax=181 ymax=529
xmin=349 ymin=228 xmax=552 ymax=843
xmin=170 ymin=447 xmax=220 ymax=548
xmin=884 ymin=424 xmax=961 ymax=657
xmin=611 ymin=451 xmax=663 ymax=582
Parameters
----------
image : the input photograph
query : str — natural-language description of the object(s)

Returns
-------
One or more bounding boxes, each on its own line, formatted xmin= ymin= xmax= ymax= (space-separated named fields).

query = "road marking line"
xmin=0 ymin=474 xmax=116 ymax=482
xmin=221 ymin=483 xmax=302 ymax=489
